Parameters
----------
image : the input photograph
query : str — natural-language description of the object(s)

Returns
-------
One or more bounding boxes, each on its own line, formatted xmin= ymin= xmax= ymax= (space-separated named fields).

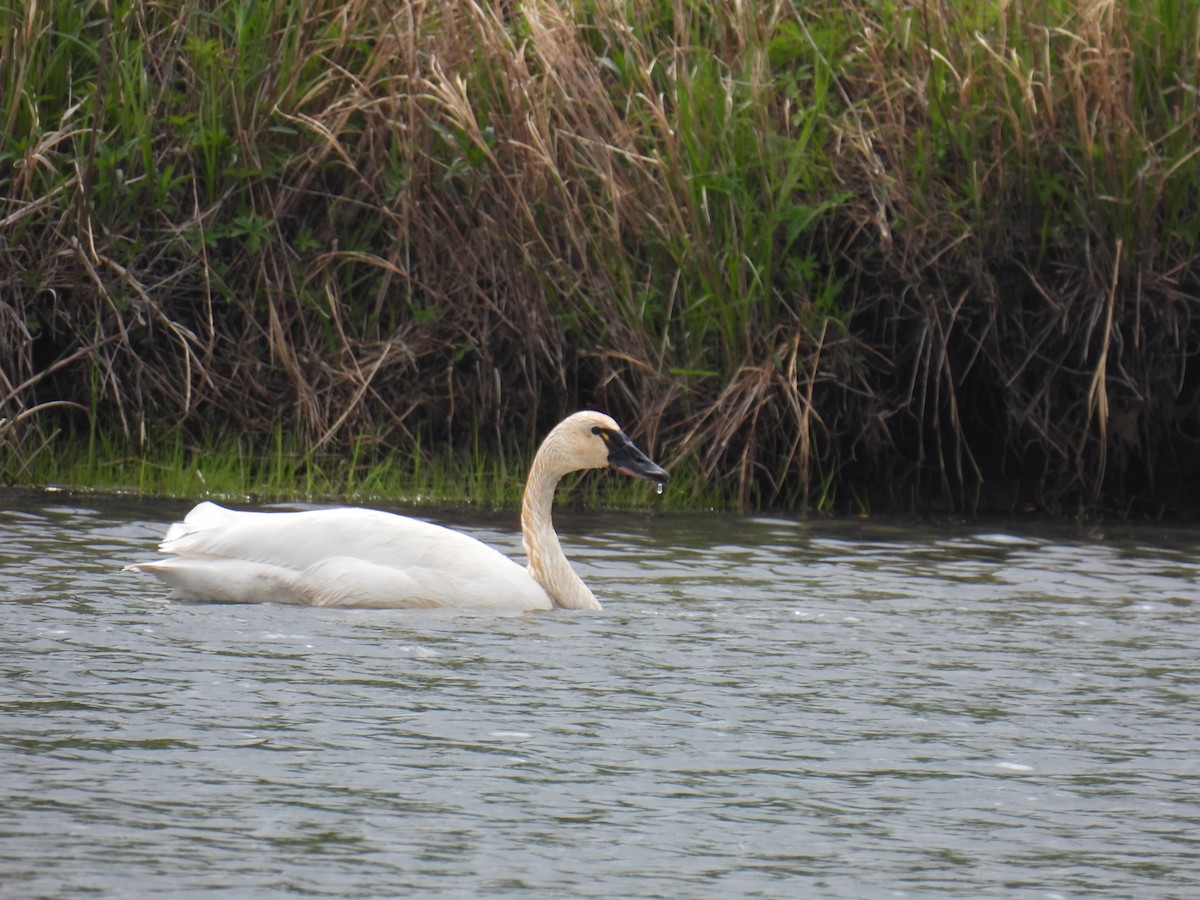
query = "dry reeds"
xmin=2 ymin=0 xmax=1199 ymax=511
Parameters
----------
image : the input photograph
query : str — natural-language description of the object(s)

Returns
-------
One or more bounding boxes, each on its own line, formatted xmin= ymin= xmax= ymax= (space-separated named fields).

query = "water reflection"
xmin=2 ymin=490 xmax=1200 ymax=896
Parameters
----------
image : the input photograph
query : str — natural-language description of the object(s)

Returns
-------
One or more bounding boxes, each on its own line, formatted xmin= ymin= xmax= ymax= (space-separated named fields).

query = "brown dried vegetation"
xmin=2 ymin=0 xmax=1199 ymax=511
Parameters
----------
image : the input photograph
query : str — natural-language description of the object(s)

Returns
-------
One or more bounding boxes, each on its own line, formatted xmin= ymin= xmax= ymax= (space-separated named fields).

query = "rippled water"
xmin=3 ymin=489 xmax=1200 ymax=898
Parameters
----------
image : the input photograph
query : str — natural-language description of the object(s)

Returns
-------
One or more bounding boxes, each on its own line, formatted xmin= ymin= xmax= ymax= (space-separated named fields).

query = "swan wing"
xmin=131 ymin=502 xmax=553 ymax=610
xmin=162 ymin=502 xmax=488 ymax=568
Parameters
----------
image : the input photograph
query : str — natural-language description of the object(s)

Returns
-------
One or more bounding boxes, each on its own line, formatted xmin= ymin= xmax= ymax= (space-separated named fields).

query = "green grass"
xmin=3 ymin=0 xmax=1200 ymax=514
xmin=14 ymin=429 xmax=713 ymax=512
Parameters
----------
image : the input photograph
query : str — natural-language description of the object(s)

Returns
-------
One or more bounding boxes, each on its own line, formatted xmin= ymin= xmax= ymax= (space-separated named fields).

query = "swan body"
xmin=126 ymin=411 xmax=669 ymax=610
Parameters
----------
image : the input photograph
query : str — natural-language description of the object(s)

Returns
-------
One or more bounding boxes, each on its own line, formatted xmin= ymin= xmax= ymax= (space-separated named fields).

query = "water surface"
xmin=2 ymin=490 xmax=1199 ymax=897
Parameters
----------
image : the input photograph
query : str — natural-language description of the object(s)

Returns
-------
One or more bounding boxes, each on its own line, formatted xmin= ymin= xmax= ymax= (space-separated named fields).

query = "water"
xmin=3 ymin=489 xmax=1200 ymax=898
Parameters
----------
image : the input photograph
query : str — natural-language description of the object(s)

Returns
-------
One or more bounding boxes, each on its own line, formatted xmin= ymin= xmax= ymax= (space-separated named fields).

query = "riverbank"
xmin=3 ymin=1 xmax=1199 ymax=513
xmin=11 ymin=432 xmax=716 ymax=511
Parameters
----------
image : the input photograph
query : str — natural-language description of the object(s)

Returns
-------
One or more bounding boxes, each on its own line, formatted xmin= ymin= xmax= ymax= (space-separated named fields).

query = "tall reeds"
xmin=2 ymin=0 xmax=1199 ymax=511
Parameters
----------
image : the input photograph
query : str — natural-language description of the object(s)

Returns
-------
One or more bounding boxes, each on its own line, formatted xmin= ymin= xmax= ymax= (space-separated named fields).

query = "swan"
xmin=125 ymin=410 xmax=669 ymax=610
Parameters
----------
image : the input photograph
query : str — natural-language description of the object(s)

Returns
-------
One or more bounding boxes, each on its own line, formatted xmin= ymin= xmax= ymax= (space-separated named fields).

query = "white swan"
xmin=125 ymin=410 xmax=669 ymax=610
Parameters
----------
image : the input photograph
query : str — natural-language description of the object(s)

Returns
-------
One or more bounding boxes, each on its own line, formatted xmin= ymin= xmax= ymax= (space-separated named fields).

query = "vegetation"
xmin=23 ymin=429 xmax=704 ymax=508
xmin=2 ymin=0 xmax=1199 ymax=513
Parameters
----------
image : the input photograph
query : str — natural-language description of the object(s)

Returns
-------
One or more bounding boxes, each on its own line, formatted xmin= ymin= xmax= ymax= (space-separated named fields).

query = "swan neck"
xmin=521 ymin=451 xmax=600 ymax=610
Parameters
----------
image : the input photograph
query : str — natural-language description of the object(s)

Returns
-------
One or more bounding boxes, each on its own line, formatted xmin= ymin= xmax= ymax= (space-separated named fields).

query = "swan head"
xmin=542 ymin=410 xmax=671 ymax=484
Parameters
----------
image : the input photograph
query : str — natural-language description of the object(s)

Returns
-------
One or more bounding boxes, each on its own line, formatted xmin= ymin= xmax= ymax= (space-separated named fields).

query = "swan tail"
xmin=125 ymin=557 xmax=303 ymax=604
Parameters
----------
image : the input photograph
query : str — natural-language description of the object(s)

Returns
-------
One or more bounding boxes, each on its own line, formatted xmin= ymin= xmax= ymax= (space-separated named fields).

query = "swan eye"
xmin=592 ymin=426 xmax=611 ymax=443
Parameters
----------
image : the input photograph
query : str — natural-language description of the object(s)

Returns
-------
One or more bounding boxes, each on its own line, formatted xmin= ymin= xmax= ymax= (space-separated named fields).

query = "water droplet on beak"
xmin=655 ymin=482 xmax=664 ymax=495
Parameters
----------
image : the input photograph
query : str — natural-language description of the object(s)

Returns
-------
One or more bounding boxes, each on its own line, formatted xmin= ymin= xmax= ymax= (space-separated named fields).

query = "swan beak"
xmin=607 ymin=432 xmax=671 ymax=483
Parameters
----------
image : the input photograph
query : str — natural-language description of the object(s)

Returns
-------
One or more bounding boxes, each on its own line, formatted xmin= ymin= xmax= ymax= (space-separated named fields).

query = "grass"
xmin=3 ymin=0 xmax=1200 ymax=514
xmin=16 ymin=426 xmax=713 ymax=512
